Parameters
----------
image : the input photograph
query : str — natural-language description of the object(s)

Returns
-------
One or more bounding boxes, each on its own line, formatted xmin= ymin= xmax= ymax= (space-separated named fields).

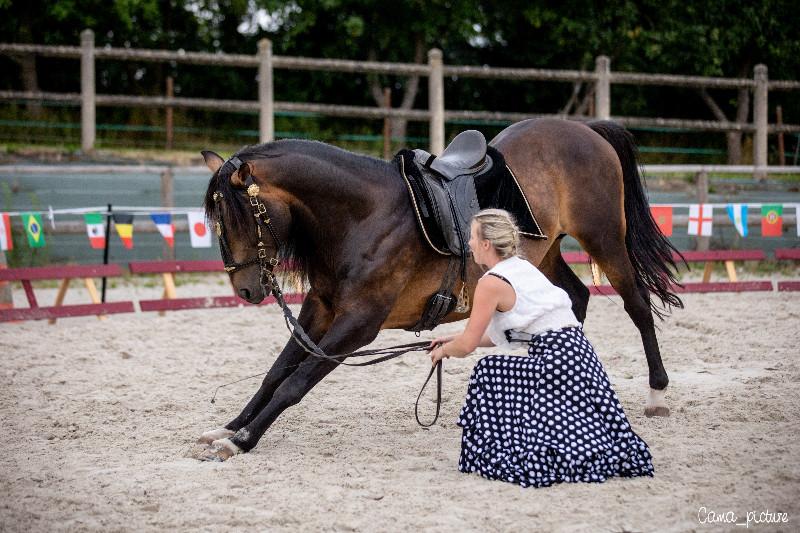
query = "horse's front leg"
xmin=199 ymin=305 xmax=385 ymax=461
xmin=197 ymin=291 xmax=333 ymax=445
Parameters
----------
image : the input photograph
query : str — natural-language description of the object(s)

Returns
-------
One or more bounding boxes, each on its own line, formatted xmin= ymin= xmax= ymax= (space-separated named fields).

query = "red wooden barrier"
xmin=775 ymin=248 xmax=800 ymax=261
xmin=777 ymin=281 xmax=800 ymax=291
xmin=587 ymin=280 xmax=774 ymax=296
xmin=129 ymin=260 xmax=305 ymax=313
xmin=774 ymin=250 xmax=800 ymax=290
xmin=0 ymin=264 xmax=134 ymax=323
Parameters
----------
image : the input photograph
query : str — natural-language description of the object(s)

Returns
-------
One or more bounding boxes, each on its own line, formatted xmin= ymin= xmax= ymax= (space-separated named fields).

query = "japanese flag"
xmin=187 ymin=211 xmax=212 ymax=248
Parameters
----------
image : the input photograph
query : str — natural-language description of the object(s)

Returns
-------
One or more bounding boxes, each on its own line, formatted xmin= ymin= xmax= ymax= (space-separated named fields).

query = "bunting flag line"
xmin=84 ymin=213 xmax=106 ymax=249
xmin=761 ymin=204 xmax=783 ymax=237
xmin=150 ymin=213 xmax=175 ymax=248
xmin=22 ymin=213 xmax=45 ymax=248
xmin=0 ymin=213 xmax=12 ymax=251
xmin=687 ymin=204 xmax=713 ymax=236
xmin=726 ymin=204 xmax=748 ymax=237
xmin=650 ymin=206 xmax=673 ymax=236
xmin=112 ymin=213 xmax=135 ymax=249
xmin=187 ymin=211 xmax=212 ymax=248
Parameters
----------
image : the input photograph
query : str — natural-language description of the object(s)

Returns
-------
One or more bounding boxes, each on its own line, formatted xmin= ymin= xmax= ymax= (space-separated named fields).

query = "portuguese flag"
xmin=650 ymin=206 xmax=673 ymax=236
xmin=761 ymin=204 xmax=783 ymax=237
xmin=22 ymin=213 xmax=45 ymax=248
xmin=112 ymin=213 xmax=134 ymax=249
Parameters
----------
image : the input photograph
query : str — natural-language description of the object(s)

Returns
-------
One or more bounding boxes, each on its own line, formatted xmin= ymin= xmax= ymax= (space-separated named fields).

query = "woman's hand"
xmin=429 ymin=344 xmax=449 ymax=366
xmin=428 ymin=334 xmax=455 ymax=350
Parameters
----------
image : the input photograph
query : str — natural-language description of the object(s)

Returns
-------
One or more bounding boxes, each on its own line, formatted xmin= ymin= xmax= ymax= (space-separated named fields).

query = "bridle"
xmin=213 ymin=156 xmax=282 ymax=296
xmin=211 ymin=156 xmax=442 ymax=427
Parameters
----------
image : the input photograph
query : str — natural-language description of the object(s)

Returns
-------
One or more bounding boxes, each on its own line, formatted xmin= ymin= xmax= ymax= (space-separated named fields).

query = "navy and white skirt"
xmin=457 ymin=326 xmax=654 ymax=488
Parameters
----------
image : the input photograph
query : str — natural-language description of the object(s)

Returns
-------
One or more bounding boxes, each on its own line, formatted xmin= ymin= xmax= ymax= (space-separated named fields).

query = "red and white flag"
xmin=187 ymin=212 xmax=212 ymax=248
xmin=688 ymin=204 xmax=713 ymax=236
xmin=0 ymin=213 xmax=12 ymax=251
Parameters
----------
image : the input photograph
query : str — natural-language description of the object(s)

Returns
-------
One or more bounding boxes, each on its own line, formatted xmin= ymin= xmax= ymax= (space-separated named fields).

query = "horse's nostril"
xmin=238 ymin=288 xmax=251 ymax=300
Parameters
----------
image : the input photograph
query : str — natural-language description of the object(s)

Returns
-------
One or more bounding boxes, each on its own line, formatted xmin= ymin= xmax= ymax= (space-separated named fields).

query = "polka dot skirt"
xmin=457 ymin=326 xmax=654 ymax=488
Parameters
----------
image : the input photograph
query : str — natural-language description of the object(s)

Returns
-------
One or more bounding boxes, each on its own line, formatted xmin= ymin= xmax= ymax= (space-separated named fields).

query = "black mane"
xmin=203 ymin=140 xmax=392 ymax=288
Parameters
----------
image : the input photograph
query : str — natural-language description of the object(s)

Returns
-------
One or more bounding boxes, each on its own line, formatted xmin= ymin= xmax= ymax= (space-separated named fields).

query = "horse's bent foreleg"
xmin=579 ymin=239 xmax=670 ymax=417
xmin=202 ymin=308 xmax=385 ymax=460
xmin=198 ymin=292 xmax=333 ymax=445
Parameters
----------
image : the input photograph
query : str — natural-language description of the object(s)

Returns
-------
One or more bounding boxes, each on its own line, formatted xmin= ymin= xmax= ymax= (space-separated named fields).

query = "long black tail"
xmin=589 ymin=121 xmax=684 ymax=319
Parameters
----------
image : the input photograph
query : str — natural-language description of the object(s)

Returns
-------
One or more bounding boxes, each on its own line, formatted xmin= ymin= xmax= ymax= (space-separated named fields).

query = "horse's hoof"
xmin=644 ymin=387 xmax=669 ymax=417
xmin=197 ymin=427 xmax=235 ymax=445
xmin=197 ymin=438 xmax=242 ymax=462
xmin=644 ymin=406 xmax=670 ymax=417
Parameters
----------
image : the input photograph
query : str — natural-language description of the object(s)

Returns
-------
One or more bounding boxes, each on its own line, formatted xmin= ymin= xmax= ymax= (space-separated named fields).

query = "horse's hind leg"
xmin=577 ymin=237 xmax=670 ymax=417
xmin=537 ymin=235 xmax=590 ymax=323
xmin=198 ymin=292 xmax=333 ymax=445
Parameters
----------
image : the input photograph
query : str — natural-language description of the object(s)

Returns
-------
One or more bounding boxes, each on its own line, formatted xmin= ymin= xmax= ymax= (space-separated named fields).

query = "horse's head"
xmin=202 ymin=149 xmax=291 ymax=304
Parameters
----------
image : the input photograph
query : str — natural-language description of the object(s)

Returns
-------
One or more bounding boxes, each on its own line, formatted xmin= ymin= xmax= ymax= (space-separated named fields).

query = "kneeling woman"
xmin=429 ymin=209 xmax=654 ymax=488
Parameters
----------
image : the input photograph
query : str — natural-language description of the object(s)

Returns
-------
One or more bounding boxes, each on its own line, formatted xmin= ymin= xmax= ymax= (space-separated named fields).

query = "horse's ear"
xmin=201 ymin=150 xmax=224 ymax=173
xmin=230 ymin=162 xmax=251 ymax=188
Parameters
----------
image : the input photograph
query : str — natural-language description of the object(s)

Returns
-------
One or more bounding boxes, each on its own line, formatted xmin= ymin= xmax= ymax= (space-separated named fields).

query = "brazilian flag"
xmin=22 ymin=213 xmax=45 ymax=248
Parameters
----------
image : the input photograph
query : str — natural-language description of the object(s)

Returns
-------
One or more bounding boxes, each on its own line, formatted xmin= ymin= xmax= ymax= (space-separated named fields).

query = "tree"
xmin=246 ymin=0 xmax=484 ymax=142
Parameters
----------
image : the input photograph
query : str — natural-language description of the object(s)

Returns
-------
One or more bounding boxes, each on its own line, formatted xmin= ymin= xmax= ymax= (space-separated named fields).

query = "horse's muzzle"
xmin=238 ymin=287 xmax=264 ymax=304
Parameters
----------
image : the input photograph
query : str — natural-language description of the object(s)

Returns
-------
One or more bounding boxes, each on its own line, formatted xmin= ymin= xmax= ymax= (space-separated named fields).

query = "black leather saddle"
xmin=401 ymin=130 xmax=492 ymax=257
xmin=415 ymin=129 xmax=492 ymax=181
xmin=394 ymin=130 xmax=545 ymax=258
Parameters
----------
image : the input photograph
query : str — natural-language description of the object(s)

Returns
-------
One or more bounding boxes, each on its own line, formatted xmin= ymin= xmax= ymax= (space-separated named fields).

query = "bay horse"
xmin=196 ymin=118 xmax=682 ymax=461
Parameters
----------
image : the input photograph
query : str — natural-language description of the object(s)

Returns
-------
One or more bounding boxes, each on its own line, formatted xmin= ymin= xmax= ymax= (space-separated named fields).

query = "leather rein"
xmin=212 ymin=157 xmax=442 ymax=427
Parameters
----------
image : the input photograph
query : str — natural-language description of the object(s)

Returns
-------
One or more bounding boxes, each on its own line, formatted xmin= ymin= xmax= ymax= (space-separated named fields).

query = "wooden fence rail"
xmin=1 ymin=32 xmax=799 ymax=163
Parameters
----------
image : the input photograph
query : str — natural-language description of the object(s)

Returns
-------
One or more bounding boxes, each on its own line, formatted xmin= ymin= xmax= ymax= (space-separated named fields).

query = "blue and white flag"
xmin=726 ymin=204 xmax=748 ymax=237
xmin=150 ymin=213 xmax=174 ymax=247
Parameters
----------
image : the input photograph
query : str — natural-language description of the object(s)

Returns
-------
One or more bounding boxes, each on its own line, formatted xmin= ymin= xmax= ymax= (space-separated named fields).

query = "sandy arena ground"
xmin=0 ymin=279 xmax=798 ymax=532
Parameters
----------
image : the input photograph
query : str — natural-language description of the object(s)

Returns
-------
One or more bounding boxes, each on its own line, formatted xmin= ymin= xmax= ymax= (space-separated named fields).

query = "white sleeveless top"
xmin=483 ymin=255 xmax=580 ymax=348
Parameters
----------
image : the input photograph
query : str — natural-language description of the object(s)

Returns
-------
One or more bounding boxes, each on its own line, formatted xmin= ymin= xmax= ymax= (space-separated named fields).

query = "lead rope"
xmin=266 ymin=274 xmax=443 ymax=427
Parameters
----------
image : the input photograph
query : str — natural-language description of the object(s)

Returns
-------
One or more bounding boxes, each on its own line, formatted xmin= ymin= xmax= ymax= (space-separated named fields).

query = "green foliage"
xmin=0 ymin=0 xmax=798 ymax=156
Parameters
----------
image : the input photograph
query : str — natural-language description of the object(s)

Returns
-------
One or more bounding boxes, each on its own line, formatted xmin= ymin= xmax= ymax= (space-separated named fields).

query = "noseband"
xmin=212 ymin=156 xmax=282 ymax=294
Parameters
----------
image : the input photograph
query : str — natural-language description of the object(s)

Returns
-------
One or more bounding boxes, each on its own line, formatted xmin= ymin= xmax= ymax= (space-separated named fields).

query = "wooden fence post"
xmin=165 ymin=76 xmax=174 ymax=150
xmin=161 ymin=169 xmax=174 ymax=260
xmin=753 ymin=64 xmax=768 ymax=180
xmin=776 ymin=105 xmax=785 ymax=166
xmin=595 ymin=55 xmax=611 ymax=120
xmin=695 ymin=171 xmax=709 ymax=251
xmin=382 ymin=87 xmax=391 ymax=160
xmin=258 ymin=39 xmax=274 ymax=143
xmin=80 ymin=29 xmax=95 ymax=153
xmin=428 ymin=48 xmax=445 ymax=155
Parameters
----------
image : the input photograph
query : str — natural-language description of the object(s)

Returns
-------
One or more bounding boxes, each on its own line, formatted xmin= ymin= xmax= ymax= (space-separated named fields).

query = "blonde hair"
xmin=473 ymin=208 xmax=521 ymax=259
